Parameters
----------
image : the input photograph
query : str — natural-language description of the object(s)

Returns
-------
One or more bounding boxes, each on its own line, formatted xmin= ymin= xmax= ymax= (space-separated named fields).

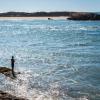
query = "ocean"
xmin=0 ymin=19 xmax=100 ymax=100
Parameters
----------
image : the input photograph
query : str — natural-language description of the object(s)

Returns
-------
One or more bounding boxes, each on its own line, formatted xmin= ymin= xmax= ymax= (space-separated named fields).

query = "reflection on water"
xmin=0 ymin=20 xmax=100 ymax=100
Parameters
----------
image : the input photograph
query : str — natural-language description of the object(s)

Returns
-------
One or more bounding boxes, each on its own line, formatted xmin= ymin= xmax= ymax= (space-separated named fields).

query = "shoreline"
xmin=0 ymin=16 xmax=68 ymax=20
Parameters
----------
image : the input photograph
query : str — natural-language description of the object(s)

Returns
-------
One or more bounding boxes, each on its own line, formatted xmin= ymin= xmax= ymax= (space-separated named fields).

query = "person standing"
xmin=11 ymin=56 xmax=15 ymax=77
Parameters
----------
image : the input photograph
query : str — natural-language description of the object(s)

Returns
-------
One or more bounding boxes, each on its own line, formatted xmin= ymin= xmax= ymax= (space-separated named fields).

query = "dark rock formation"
xmin=0 ymin=67 xmax=20 ymax=78
xmin=67 ymin=12 xmax=100 ymax=20
xmin=48 ymin=18 xmax=53 ymax=20
xmin=0 ymin=67 xmax=12 ymax=77
xmin=0 ymin=91 xmax=27 ymax=100
xmin=0 ymin=67 xmax=16 ymax=78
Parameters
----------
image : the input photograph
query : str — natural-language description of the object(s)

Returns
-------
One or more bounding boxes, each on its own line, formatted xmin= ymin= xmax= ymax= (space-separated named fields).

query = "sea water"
xmin=0 ymin=19 xmax=100 ymax=100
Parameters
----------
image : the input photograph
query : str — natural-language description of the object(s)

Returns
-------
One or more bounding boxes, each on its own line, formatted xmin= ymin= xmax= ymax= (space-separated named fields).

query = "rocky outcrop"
xmin=0 ymin=67 xmax=21 ymax=78
xmin=67 ymin=12 xmax=100 ymax=20
xmin=0 ymin=67 xmax=27 ymax=100
xmin=48 ymin=18 xmax=53 ymax=20
xmin=0 ymin=91 xmax=27 ymax=100
xmin=0 ymin=67 xmax=15 ymax=78
xmin=0 ymin=67 xmax=12 ymax=76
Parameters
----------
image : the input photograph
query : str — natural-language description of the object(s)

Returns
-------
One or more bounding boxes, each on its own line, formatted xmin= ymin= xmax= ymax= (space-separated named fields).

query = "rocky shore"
xmin=0 ymin=67 xmax=27 ymax=100
xmin=67 ymin=12 xmax=100 ymax=20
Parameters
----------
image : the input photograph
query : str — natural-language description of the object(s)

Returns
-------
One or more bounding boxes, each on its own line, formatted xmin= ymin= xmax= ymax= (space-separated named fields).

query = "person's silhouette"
xmin=11 ymin=56 xmax=15 ymax=77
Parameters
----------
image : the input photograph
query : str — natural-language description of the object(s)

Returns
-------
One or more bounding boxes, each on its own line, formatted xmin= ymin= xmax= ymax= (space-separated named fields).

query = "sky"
xmin=0 ymin=0 xmax=99 ymax=12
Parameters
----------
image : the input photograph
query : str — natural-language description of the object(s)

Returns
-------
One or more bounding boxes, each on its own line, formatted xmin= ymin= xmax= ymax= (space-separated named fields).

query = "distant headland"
xmin=0 ymin=11 xmax=100 ymax=20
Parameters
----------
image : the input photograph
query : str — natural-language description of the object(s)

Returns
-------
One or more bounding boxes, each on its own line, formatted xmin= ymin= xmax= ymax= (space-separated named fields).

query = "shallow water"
xmin=0 ymin=19 xmax=100 ymax=100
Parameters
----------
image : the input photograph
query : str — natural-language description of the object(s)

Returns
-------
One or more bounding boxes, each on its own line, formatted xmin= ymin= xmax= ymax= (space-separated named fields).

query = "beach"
xmin=0 ymin=16 xmax=68 ymax=20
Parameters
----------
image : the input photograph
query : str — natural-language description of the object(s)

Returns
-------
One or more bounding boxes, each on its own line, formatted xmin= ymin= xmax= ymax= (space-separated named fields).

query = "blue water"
xmin=0 ymin=19 xmax=100 ymax=100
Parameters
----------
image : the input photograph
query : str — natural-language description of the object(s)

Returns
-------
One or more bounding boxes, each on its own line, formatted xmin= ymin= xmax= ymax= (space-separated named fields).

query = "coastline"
xmin=0 ymin=12 xmax=100 ymax=20
xmin=0 ymin=16 xmax=68 ymax=20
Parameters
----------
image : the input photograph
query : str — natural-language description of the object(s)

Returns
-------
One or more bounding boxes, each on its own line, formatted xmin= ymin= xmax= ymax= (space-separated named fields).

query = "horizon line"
xmin=0 ymin=11 xmax=99 ymax=13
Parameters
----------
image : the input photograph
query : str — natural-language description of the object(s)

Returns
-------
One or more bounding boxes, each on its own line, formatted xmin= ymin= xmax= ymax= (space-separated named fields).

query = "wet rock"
xmin=0 ymin=67 xmax=16 ymax=78
xmin=0 ymin=67 xmax=20 ymax=78
xmin=48 ymin=18 xmax=53 ymax=20
xmin=0 ymin=67 xmax=12 ymax=77
xmin=0 ymin=91 xmax=27 ymax=100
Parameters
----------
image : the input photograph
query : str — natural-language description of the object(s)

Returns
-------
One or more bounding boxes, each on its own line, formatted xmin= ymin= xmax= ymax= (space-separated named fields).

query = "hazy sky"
xmin=0 ymin=0 xmax=99 ymax=12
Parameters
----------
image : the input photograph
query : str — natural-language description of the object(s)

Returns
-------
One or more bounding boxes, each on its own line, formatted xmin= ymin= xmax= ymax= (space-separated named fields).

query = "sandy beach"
xmin=0 ymin=16 xmax=68 ymax=20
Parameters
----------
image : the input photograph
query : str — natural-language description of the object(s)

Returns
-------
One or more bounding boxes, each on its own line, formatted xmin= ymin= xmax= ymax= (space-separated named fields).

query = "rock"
xmin=67 ymin=12 xmax=100 ymax=20
xmin=0 ymin=67 xmax=11 ymax=73
xmin=0 ymin=91 xmax=27 ymax=100
xmin=48 ymin=18 xmax=53 ymax=20
xmin=0 ymin=67 xmax=12 ymax=77
xmin=0 ymin=67 xmax=20 ymax=78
